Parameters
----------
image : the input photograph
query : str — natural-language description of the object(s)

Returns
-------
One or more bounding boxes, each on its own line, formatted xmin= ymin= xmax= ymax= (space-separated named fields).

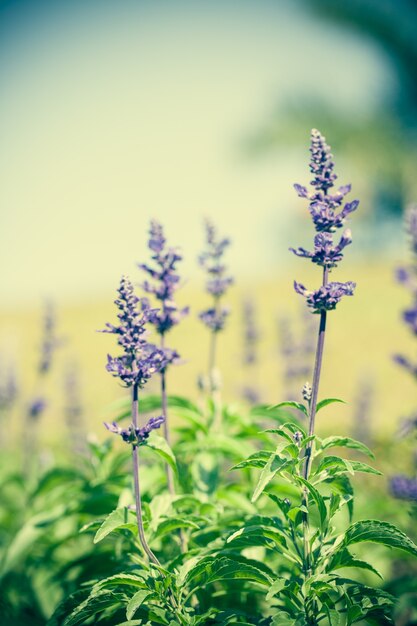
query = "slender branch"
xmin=131 ymin=383 xmax=161 ymax=566
xmin=303 ymin=266 xmax=329 ymax=480
xmin=302 ymin=266 xmax=329 ymax=578
xmin=160 ymin=334 xmax=175 ymax=495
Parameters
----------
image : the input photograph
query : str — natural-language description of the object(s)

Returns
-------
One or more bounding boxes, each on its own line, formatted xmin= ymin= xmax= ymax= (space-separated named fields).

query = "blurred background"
xmin=1 ymin=0 xmax=417 ymax=445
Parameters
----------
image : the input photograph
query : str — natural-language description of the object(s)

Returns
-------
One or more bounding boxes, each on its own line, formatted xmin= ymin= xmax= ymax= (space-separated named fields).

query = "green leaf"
xmin=93 ymin=507 xmax=136 ymax=543
xmin=314 ymin=455 xmax=381 ymax=478
xmin=266 ymin=577 xmax=286 ymax=600
xmin=126 ymin=590 xmax=155 ymax=620
xmin=349 ymin=461 xmax=381 ymax=476
xmin=231 ymin=450 xmax=272 ymax=470
xmin=63 ymin=590 xmax=125 ymax=626
xmin=184 ymin=555 xmax=272 ymax=589
xmin=320 ymin=436 xmax=374 ymax=459
xmin=93 ymin=573 xmax=147 ymax=591
xmin=268 ymin=401 xmax=308 ymax=417
xmin=146 ymin=434 xmax=178 ymax=476
xmin=251 ymin=450 xmax=293 ymax=503
xmin=152 ymin=517 xmax=199 ymax=540
xmin=295 ymin=476 xmax=327 ymax=529
xmin=226 ymin=525 xmax=287 ymax=550
xmin=316 ymin=398 xmax=346 ymax=412
xmin=328 ymin=548 xmax=383 ymax=578
xmin=342 ymin=519 xmax=417 ymax=557
xmin=271 ymin=611 xmax=297 ymax=626
xmin=313 ymin=455 xmax=354 ymax=477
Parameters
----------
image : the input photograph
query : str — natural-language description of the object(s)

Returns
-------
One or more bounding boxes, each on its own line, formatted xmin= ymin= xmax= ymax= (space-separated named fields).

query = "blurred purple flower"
xmin=28 ymin=397 xmax=47 ymax=420
xmin=294 ymin=280 xmax=356 ymax=313
xmin=390 ymin=475 xmax=417 ymax=502
xmin=101 ymin=276 xmax=166 ymax=387
xmin=293 ymin=129 xmax=359 ymax=234
xmin=38 ymin=301 xmax=63 ymax=375
xmin=242 ymin=299 xmax=260 ymax=366
xmin=104 ymin=415 xmax=164 ymax=446
xmin=0 ymin=361 xmax=18 ymax=412
xmin=199 ymin=220 xmax=233 ymax=333
xmin=199 ymin=307 xmax=230 ymax=333
xmin=139 ymin=220 xmax=188 ymax=335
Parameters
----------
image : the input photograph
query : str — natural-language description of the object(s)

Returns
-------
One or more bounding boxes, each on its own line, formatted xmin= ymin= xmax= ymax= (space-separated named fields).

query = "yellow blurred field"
xmin=1 ymin=259 xmax=414 ymax=447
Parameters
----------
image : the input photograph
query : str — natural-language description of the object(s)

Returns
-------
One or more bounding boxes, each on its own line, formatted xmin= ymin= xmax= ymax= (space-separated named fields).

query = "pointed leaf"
xmin=342 ymin=519 xmax=417 ymax=556
xmin=316 ymin=398 xmax=346 ymax=412
xmin=320 ymin=436 xmax=374 ymax=459
xmin=268 ymin=401 xmax=308 ymax=417
xmin=126 ymin=590 xmax=155 ymax=620
xmin=252 ymin=451 xmax=293 ymax=503
xmin=145 ymin=434 xmax=178 ymax=476
xmin=94 ymin=508 xmax=136 ymax=544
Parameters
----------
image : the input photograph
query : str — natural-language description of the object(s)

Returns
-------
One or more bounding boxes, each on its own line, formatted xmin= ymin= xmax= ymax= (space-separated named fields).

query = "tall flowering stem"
xmin=391 ymin=205 xmax=417 ymax=500
xmin=139 ymin=220 xmax=187 ymax=494
xmin=101 ymin=276 xmax=166 ymax=564
xmin=291 ymin=129 xmax=358 ymax=571
xmin=131 ymin=383 xmax=160 ymax=566
xmin=198 ymin=220 xmax=233 ymax=422
xmin=242 ymin=298 xmax=261 ymax=405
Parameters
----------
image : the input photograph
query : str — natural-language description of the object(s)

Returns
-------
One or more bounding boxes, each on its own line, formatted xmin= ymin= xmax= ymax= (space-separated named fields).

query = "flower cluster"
xmin=199 ymin=220 xmax=233 ymax=332
xmin=0 ymin=360 xmax=18 ymax=412
xmin=104 ymin=415 xmax=164 ymax=446
xmin=395 ymin=206 xmax=417 ymax=335
xmin=28 ymin=397 xmax=47 ymax=420
xmin=390 ymin=475 xmax=417 ymax=502
xmin=290 ymin=230 xmax=352 ymax=269
xmin=242 ymin=299 xmax=259 ymax=366
xmin=38 ymin=301 xmax=62 ymax=375
xmin=294 ymin=280 xmax=356 ymax=314
xmin=101 ymin=276 xmax=167 ymax=387
xmin=139 ymin=220 xmax=189 ymax=335
xmin=292 ymin=129 xmax=358 ymax=312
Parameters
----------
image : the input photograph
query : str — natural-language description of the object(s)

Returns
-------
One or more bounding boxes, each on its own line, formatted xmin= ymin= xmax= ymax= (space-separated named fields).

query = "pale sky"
xmin=0 ymin=0 xmax=395 ymax=305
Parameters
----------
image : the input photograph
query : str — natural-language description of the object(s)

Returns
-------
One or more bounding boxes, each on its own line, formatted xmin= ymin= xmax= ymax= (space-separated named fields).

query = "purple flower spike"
xmin=28 ymin=397 xmax=47 ymax=420
xmin=139 ymin=220 xmax=188 ymax=336
xmin=104 ymin=414 xmax=165 ymax=446
xmin=101 ymin=276 xmax=166 ymax=388
xmin=38 ymin=301 xmax=63 ymax=375
xmin=199 ymin=220 xmax=233 ymax=333
xmin=199 ymin=307 xmax=230 ymax=333
xmin=293 ymin=130 xmax=359 ymax=235
xmin=390 ymin=475 xmax=417 ymax=502
xmin=294 ymin=280 xmax=356 ymax=313
xmin=309 ymin=128 xmax=337 ymax=192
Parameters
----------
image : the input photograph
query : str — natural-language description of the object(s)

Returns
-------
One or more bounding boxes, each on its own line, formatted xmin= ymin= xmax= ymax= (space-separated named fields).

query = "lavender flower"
xmin=290 ymin=229 xmax=352 ymax=269
xmin=394 ymin=206 xmax=417 ymax=344
xmin=292 ymin=130 xmax=358 ymax=312
xmin=101 ymin=276 xmax=166 ymax=388
xmin=242 ymin=299 xmax=260 ymax=366
xmin=390 ymin=475 xmax=417 ymax=502
xmin=199 ymin=307 xmax=230 ymax=333
xmin=0 ymin=361 xmax=18 ymax=412
xmin=28 ymin=397 xmax=47 ymax=420
xmin=242 ymin=386 xmax=260 ymax=405
xmin=199 ymin=219 xmax=233 ymax=333
xmin=104 ymin=415 xmax=164 ymax=446
xmin=38 ymin=301 xmax=62 ymax=374
xmin=294 ymin=281 xmax=356 ymax=314
xmin=139 ymin=220 xmax=188 ymax=336
xmin=241 ymin=299 xmax=261 ymax=405
xmin=391 ymin=206 xmax=417 ymax=499
xmin=291 ymin=129 xmax=358 ymax=491
xmin=278 ymin=312 xmax=315 ymax=400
